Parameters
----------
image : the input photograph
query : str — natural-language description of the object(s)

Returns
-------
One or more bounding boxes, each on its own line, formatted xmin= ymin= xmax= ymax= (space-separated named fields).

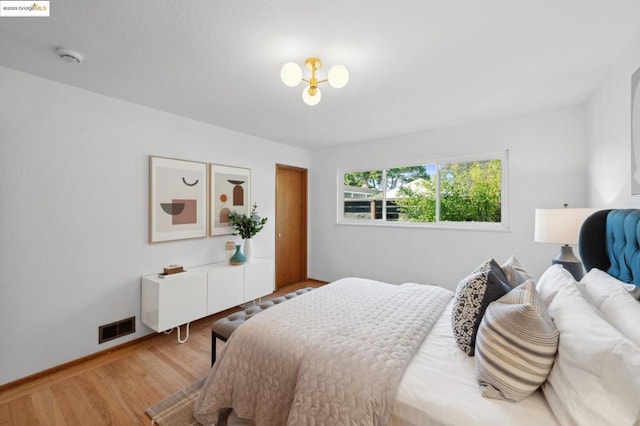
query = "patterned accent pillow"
xmin=501 ymin=255 xmax=533 ymax=288
xmin=452 ymin=259 xmax=512 ymax=355
xmin=475 ymin=280 xmax=559 ymax=401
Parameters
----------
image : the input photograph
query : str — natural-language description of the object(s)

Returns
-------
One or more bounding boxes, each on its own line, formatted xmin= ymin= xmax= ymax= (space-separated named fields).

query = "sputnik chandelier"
xmin=280 ymin=58 xmax=349 ymax=106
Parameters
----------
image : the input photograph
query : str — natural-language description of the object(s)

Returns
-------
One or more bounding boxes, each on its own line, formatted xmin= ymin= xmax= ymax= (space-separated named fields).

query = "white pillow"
xmin=542 ymin=281 xmax=640 ymax=426
xmin=581 ymin=268 xmax=640 ymax=308
xmin=598 ymin=287 xmax=640 ymax=349
xmin=535 ymin=265 xmax=577 ymax=308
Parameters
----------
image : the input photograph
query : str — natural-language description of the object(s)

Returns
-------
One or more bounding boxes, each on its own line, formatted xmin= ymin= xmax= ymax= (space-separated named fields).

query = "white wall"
xmin=586 ymin=30 xmax=640 ymax=208
xmin=0 ymin=66 xmax=310 ymax=385
xmin=309 ymin=107 xmax=588 ymax=289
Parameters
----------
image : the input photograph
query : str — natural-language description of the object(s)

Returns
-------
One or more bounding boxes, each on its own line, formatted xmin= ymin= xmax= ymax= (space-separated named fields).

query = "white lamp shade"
xmin=302 ymin=86 xmax=321 ymax=106
xmin=280 ymin=62 xmax=302 ymax=87
xmin=534 ymin=208 xmax=596 ymax=245
xmin=328 ymin=65 xmax=349 ymax=89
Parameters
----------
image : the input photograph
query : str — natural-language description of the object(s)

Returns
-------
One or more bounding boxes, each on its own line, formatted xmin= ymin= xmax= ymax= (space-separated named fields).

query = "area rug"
xmin=146 ymin=378 xmax=206 ymax=425
xmin=146 ymin=378 xmax=247 ymax=426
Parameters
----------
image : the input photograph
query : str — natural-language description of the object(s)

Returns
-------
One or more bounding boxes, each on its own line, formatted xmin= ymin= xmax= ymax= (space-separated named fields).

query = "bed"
xmin=194 ymin=209 xmax=640 ymax=426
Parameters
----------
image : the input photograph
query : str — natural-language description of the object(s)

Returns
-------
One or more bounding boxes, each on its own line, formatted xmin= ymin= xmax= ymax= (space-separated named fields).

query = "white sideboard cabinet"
xmin=243 ymin=258 xmax=275 ymax=302
xmin=205 ymin=262 xmax=244 ymax=315
xmin=141 ymin=258 xmax=274 ymax=342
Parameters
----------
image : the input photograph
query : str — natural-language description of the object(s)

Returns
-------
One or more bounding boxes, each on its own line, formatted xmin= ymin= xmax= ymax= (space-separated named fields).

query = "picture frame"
xmin=632 ymin=66 xmax=640 ymax=195
xmin=149 ymin=156 xmax=208 ymax=243
xmin=210 ymin=164 xmax=251 ymax=236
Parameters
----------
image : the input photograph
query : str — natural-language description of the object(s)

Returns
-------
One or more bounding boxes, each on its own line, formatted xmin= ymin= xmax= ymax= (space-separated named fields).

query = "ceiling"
xmin=1 ymin=1 xmax=640 ymax=150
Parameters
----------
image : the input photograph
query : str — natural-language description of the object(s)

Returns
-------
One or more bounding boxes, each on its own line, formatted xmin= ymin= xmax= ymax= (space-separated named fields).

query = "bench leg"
xmin=211 ymin=330 xmax=216 ymax=366
xmin=211 ymin=332 xmax=228 ymax=366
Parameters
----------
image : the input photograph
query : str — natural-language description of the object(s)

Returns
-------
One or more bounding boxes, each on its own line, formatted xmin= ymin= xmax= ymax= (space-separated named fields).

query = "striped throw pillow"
xmin=475 ymin=280 xmax=559 ymax=401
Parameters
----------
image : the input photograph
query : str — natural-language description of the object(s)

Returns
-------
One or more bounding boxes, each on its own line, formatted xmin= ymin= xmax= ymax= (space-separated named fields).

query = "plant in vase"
xmin=228 ymin=203 xmax=268 ymax=263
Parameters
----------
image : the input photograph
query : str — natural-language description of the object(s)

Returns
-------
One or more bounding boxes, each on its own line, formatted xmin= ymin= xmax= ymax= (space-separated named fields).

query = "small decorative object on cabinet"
xmin=224 ymin=240 xmax=236 ymax=260
xmin=229 ymin=244 xmax=246 ymax=265
xmin=163 ymin=264 xmax=184 ymax=275
xmin=141 ymin=259 xmax=274 ymax=342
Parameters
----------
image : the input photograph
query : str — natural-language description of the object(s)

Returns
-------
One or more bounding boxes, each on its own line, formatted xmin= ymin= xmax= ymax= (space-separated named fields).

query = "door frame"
xmin=275 ymin=164 xmax=308 ymax=288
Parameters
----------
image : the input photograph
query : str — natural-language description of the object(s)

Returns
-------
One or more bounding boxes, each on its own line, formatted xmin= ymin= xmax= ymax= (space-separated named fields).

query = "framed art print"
xmin=149 ymin=156 xmax=208 ymax=243
xmin=632 ymin=66 xmax=640 ymax=195
xmin=210 ymin=164 xmax=251 ymax=236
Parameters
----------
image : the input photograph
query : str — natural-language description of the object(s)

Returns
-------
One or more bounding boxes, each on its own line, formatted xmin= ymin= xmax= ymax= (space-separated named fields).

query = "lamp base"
xmin=552 ymin=245 xmax=584 ymax=281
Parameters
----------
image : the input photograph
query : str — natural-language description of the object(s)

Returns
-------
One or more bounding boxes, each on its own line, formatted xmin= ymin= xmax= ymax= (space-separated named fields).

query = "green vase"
xmin=229 ymin=244 xmax=246 ymax=265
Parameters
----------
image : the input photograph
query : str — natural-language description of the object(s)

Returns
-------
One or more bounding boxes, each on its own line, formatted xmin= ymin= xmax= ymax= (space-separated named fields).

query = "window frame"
xmin=337 ymin=150 xmax=510 ymax=231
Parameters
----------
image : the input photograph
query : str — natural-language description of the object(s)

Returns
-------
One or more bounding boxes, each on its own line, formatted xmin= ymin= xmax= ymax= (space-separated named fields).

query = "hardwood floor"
xmin=0 ymin=280 xmax=324 ymax=425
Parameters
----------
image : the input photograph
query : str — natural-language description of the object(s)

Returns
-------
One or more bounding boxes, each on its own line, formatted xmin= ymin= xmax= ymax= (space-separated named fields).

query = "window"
xmin=339 ymin=151 xmax=508 ymax=229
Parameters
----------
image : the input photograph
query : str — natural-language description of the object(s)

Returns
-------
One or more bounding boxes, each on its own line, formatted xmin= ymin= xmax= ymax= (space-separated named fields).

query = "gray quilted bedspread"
xmin=194 ymin=277 xmax=453 ymax=426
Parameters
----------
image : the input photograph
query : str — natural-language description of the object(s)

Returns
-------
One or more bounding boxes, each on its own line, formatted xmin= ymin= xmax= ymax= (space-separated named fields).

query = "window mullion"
xmin=435 ymin=163 xmax=441 ymax=222
xmin=381 ymin=169 xmax=387 ymax=221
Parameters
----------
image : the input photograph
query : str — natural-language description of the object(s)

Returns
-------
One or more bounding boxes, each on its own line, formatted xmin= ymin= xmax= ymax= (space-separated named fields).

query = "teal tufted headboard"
xmin=579 ymin=209 xmax=640 ymax=287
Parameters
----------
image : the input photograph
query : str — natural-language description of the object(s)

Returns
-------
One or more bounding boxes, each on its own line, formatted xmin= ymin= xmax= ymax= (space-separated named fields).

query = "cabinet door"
xmin=244 ymin=259 xmax=275 ymax=302
xmin=207 ymin=265 xmax=244 ymax=314
xmin=157 ymin=274 xmax=207 ymax=331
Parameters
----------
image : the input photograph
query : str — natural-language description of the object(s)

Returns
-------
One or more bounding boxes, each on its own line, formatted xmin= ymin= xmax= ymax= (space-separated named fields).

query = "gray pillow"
xmin=475 ymin=280 xmax=559 ymax=401
xmin=452 ymin=259 xmax=512 ymax=355
xmin=501 ymin=255 xmax=533 ymax=288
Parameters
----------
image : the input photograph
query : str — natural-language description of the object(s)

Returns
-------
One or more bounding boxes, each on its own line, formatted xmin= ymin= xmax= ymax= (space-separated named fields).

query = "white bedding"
xmin=392 ymin=299 xmax=559 ymax=426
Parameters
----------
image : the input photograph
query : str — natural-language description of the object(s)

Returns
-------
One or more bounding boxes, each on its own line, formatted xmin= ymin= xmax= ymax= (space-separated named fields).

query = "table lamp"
xmin=534 ymin=206 xmax=595 ymax=280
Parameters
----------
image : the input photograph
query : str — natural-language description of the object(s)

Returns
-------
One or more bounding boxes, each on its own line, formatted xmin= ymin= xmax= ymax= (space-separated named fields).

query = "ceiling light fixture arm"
xmin=301 ymin=78 xmax=328 ymax=84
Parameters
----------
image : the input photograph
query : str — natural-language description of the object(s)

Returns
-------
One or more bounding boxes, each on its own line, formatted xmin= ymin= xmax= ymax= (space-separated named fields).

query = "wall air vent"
xmin=99 ymin=316 xmax=135 ymax=344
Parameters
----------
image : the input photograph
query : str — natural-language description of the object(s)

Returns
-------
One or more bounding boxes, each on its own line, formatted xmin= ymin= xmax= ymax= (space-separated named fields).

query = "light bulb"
xmin=328 ymin=65 xmax=349 ymax=89
xmin=280 ymin=62 xmax=302 ymax=87
xmin=302 ymin=86 xmax=322 ymax=106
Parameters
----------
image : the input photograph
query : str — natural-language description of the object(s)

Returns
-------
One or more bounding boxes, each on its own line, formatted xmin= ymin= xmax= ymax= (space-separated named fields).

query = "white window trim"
xmin=337 ymin=150 xmax=510 ymax=231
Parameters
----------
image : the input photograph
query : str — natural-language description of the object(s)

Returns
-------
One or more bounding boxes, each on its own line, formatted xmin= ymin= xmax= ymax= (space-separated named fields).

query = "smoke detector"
xmin=56 ymin=47 xmax=83 ymax=64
